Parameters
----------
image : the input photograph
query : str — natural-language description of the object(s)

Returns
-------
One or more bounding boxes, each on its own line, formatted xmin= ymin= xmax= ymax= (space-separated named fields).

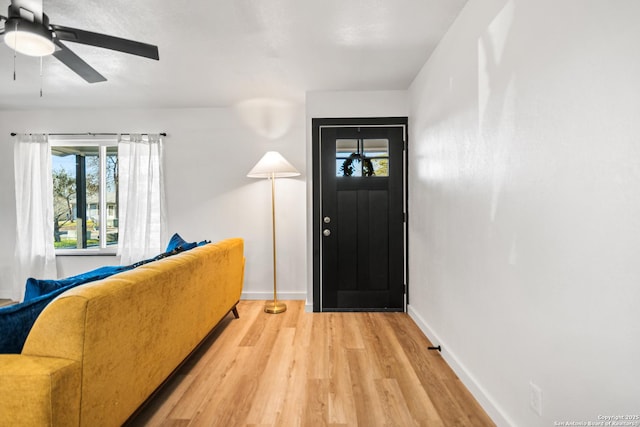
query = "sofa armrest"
xmin=0 ymin=355 xmax=81 ymax=427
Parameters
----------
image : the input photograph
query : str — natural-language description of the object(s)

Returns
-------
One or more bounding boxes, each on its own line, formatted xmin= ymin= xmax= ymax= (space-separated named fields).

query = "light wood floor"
xmin=128 ymin=300 xmax=494 ymax=427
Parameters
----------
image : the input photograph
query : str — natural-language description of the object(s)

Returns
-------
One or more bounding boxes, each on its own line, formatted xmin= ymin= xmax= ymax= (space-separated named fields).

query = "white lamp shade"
xmin=247 ymin=151 xmax=300 ymax=178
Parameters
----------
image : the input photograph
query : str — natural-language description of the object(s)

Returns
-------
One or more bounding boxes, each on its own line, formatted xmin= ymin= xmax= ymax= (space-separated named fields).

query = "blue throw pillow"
xmin=166 ymin=233 xmax=209 ymax=252
xmin=166 ymin=233 xmax=188 ymax=252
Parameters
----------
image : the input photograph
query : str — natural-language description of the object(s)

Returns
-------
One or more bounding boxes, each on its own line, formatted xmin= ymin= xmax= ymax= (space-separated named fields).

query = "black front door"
xmin=313 ymin=118 xmax=407 ymax=311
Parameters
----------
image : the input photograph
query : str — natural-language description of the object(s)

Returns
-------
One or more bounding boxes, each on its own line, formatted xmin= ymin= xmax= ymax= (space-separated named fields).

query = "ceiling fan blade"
xmin=53 ymin=40 xmax=106 ymax=83
xmin=52 ymin=25 xmax=159 ymax=60
xmin=9 ymin=0 xmax=43 ymax=22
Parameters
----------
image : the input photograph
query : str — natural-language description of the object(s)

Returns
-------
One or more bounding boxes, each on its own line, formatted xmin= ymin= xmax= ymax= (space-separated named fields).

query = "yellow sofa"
xmin=0 ymin=238 xmax=244 ymax=427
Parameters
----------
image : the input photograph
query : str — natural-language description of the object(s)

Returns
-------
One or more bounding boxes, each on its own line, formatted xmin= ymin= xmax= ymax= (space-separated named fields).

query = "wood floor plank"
xmin=273 ymin=328 xmax=310 ymax=427
xmin=303 ymin=378 xmax=330 ymax=426
xmin=376 ymin=378 xmax=421 ymax=427
xmin=346 ymin=348 xmax=388 ymax=426
xmin=326 ymin=318 xmax=357 ymax=426
xmin=370 ymin=313 xmax=443 ymax=425
xmin=188 ymin=346 xmax=260 ymax=426
xmin=354 ymin=313 xmax=389 ymax=379
xmin=129 ymin=301 xmax=495 ymax=427
xmin=341 ymin=312 xmax=365 ymax=349
xmin=292 ymin=305 xmax=313 ymax=348
xmin=307 ymin=313 xmax=331 ymax=380
xmin=244 ymin=327 xmax=296 ymax=425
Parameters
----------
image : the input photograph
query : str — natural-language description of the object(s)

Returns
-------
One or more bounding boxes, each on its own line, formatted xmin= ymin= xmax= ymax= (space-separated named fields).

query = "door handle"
xmin=323 ymin=229 xmax=331 ymax=237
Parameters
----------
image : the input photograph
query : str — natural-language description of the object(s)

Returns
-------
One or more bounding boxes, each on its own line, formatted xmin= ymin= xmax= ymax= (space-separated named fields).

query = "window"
xmin=51 ymin=138 xmax=118 ymax=253
xmin=336 ymin=138 xmax=389 ymax=177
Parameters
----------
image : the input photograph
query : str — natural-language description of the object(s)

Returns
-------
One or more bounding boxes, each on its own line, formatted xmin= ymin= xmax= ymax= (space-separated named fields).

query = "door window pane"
xmin=336 ymin=139 xmax=361 ymax=177
xmin=363 ymin=139 xmax=389 ymax=177
xmin=336 ymin=138 xmax=389 ymax=177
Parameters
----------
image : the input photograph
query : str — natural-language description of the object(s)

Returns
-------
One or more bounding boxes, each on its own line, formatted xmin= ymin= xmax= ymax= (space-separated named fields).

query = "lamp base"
xmin=264 ymin=301 xmax=287 ymax=314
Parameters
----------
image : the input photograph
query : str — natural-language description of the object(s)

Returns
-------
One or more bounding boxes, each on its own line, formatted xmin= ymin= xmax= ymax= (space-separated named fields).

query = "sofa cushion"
xmin=0 ymin=286 xmax=75 ymax=353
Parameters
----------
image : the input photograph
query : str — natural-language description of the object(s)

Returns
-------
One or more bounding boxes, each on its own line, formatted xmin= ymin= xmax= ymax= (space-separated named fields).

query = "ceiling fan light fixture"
xmin=2 ymin=0 xmax=159 ymax=83
xmin=4 ymin=18 xmax=55 ymax=56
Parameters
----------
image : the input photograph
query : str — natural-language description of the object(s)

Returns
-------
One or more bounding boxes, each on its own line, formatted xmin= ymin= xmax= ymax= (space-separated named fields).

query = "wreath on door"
xmin=340 ymin=153 xmax=375 ymax=177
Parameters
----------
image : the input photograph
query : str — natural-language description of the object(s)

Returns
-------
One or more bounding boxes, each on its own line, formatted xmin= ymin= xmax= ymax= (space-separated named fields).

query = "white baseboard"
xmin=407 ymin=304 xmax=514 ymax=427
xmin=241 ymin=291 xmax=307 ymax=301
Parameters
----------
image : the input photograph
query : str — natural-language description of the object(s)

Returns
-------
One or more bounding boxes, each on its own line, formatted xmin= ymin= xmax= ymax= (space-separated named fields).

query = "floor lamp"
xmin=247 ymin=151 xmax=300 ymax=314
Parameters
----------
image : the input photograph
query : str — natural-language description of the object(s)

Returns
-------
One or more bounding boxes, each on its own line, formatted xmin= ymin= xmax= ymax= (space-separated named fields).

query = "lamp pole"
xmin=265 ymin=172 xmax=286 ymax=313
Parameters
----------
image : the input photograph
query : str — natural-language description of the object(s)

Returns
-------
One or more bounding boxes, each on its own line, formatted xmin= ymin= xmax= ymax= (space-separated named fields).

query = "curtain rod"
xmin=10 ymin=132 xmax=167 ymax=137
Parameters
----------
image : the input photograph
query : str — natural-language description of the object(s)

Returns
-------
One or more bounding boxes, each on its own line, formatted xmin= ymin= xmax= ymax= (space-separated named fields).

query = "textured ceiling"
xmin=0 ymin=0 xmax=467 ymax=109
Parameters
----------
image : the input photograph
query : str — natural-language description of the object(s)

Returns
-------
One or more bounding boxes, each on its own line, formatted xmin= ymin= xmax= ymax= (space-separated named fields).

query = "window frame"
xmin=51 ymin=136 xmax=119 ymax=256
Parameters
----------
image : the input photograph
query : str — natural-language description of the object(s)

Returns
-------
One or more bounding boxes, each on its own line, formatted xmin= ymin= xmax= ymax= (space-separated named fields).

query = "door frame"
xmin=312 ymin=117 xmax=409 ymax=312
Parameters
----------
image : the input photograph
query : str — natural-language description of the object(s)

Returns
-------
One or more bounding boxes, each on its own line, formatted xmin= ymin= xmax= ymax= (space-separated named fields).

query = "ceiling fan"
xmin=0 ymin=0 xmax=159 ymax=83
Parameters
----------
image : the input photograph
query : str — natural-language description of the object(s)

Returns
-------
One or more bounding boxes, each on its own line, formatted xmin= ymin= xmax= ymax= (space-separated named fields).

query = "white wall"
xmin=408 ymin=0 xmax=640 ymax=425
xmin=0 ymin=105 xmax=307 ymax=301
xmin=305 ymin=90 xmax=409 ymax=310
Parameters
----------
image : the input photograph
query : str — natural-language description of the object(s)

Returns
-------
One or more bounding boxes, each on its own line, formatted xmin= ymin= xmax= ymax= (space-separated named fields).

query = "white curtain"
xmin=117 ymin=134 xmax=167 ymax=265
xmin=13 ymin=134 xmax=57 ymax=302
